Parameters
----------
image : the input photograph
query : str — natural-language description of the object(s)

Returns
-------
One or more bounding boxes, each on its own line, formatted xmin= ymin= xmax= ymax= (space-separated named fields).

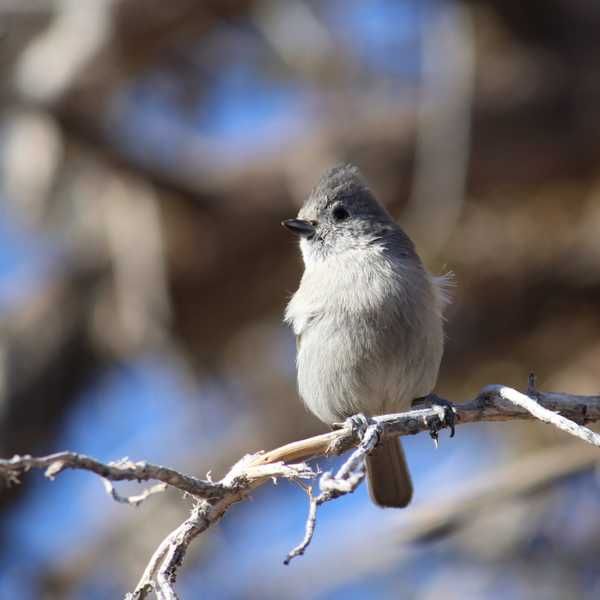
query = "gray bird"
xmin=282 ymin=165 xmax=449 ymax=508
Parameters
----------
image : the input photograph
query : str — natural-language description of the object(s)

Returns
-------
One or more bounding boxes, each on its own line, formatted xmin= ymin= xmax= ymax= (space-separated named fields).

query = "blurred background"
xmin=1 ymin=0 xmax=600 ymax=598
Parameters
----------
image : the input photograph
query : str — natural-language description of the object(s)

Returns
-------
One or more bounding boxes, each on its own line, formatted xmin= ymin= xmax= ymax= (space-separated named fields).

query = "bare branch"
xmin=102 ymin=479 xmax=168 ymax=506
xmin=2 ymin=383 xmax=600 ymax=599
xmin=254 ymin=385 xmax=600 ymax=467
xmin=156 ymin=541 xmax=181 ymax=600
xmin=284 ymin=421 xmax=381 ymax=564
xmin=284 ymin=489 xmax=319 ymax=564
xmin=271 ymin=441 xmax=600 ymax=597
xmin=128 ymin=457 xmax=317 ymax=599
xmin=0 ymin=452 xmax=227 ymax=498
xmin=497 ymin=385 xmax=600 ymax=447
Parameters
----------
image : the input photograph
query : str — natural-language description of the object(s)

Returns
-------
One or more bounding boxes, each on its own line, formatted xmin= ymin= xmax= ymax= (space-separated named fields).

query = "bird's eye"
xmin=332 ymin=205 xmax=349 ymax=221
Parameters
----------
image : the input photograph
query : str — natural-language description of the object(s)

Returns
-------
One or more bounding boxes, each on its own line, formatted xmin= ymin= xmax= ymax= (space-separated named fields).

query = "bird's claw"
xmin=349 ymin=413 xmax=370 ymax=437
xmin=425 ymin=394 xmax=456 ymax=447
xmin=334 ymin=413 xmax=371 ymax=439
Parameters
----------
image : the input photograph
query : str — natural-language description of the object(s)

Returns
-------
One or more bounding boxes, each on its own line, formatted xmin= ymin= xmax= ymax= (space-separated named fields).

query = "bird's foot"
xmin=334 ymin=413 xmax=371 ymax=440
xmin=421 ymin=394 xmax=456 ymax=448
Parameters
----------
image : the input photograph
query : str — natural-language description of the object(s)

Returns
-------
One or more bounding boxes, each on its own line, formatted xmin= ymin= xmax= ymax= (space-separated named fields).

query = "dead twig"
xmin=2 ymin=383 xmax=600 ymax=598
xmin=284 ymin=421 xmax=381 ymax=564
xmin=0 ymin=452 xmax=226 ymax=498
xmin=496 ymin=382 xmax=600 ymax=447
xmin=102 ymin=479 xmax=168 ymax=506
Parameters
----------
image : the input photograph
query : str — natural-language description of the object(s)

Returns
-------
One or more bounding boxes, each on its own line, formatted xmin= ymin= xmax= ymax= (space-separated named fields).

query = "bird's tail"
xmin=366 ymin=438 xmax=413 ymax=508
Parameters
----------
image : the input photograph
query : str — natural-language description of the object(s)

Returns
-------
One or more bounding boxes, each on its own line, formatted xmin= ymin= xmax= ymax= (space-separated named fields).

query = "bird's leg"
xmin=333 ymin=412 xmax=369 ymax=435
xmin=415 ymin=393 xmax=456 ymax=446
xmin=332 ymin=413 xmax=376 ymax=445
xmin=348 ymin=413 xmax=371 ymax=438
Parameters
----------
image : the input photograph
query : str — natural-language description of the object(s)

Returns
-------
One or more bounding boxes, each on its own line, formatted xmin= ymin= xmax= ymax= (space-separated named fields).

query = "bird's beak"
xmin=281 ymin=218 xmax=316 ymax=238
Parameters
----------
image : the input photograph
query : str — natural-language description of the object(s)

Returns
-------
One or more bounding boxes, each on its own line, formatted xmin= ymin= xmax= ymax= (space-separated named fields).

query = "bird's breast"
xmin=286 ymin=249 xmax=443 ymax=424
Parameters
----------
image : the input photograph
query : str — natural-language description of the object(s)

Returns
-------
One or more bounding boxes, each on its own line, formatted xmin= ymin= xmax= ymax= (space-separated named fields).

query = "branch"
xmin=284 ymin=420 xmax=381 ymax=564
xmin=102 ymin=479 xmax=168 ymax=506
xmin=251 ymin=383 xmax=600 ymax=467
xmin=2 ymin=383 xmax=600 ymax=598
xmin=270 ymin=440 xmax=600 ymax=597
xmin=0 ymin=452 xmax=228 ymax=498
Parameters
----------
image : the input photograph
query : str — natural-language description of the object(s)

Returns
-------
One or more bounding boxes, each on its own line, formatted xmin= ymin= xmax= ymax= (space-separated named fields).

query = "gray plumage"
xmin=283 ymin=165 xmax=448 ymax=508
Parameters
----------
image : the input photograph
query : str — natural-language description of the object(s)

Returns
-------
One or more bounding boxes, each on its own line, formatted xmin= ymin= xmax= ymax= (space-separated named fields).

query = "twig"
xmin=268 ymin=441 xmax=600 ymax=598
xmin=154 ymin=503 xmax=206 ymax=600
xmin=284 ymin=382 xmax=600 ymax=564
xmin=284 ymin=422 xmax=381 ymax=564
xmin=127 ymin=458 xmax=316 ymax=599
xmin=2 ymin=383 xmax=600 ymax=598
xmin=102 ymin=479 xmax=168 ymax=506
xmin=156 ymin=542 xmax=181 ymax=600
xmin=0 ymin=452 xmax=227 ymax=498
xmin=496 ymin=385 xmax=600 ymax=447
xmin=254 ymin=385 xmax=600 ymax=467
xmin=284 ymin=490 xmax=320 ymax=565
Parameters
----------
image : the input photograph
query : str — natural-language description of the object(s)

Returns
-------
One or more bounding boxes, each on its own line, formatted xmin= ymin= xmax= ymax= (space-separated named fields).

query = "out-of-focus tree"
xmin=1 ymin=1 xmax=600 ymax=598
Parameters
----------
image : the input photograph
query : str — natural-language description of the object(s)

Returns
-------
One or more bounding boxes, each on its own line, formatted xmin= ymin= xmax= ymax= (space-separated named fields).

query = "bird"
xmin=282 ymin=164 xmax=449 ymax=508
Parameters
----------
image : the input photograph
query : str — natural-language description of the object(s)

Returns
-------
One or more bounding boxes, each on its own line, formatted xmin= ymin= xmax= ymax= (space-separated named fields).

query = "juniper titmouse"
xmin=283 ymin=165 xmax=448 ymax=508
